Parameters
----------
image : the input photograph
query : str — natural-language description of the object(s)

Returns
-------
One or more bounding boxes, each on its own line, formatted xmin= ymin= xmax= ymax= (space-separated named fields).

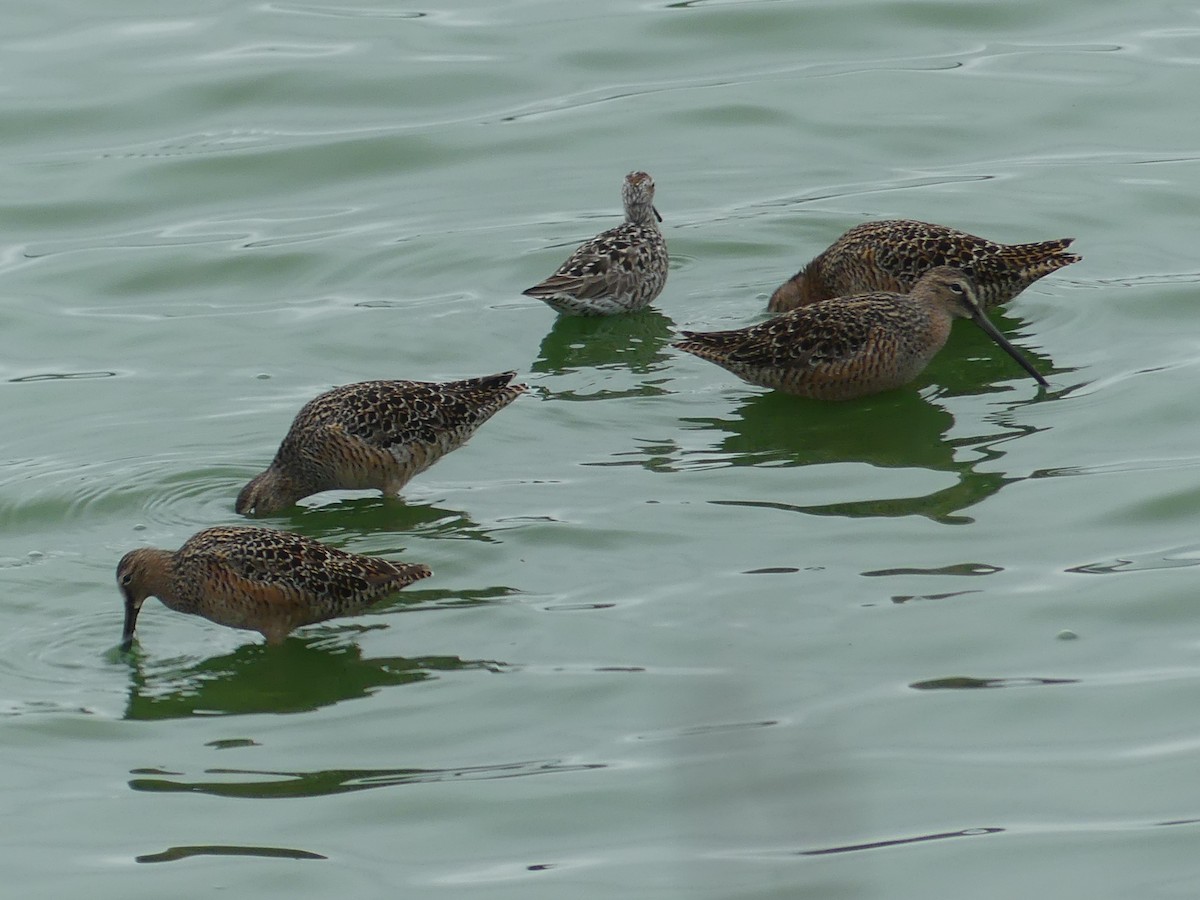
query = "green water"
xmin=4 ymin=1 xmax=1200 ymax=897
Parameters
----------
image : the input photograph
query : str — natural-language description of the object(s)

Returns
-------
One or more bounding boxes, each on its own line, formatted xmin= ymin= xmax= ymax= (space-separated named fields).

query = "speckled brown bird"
xmin=236 ymin=372 xmax=526 ymax=516
xmin=676 ymin=266 xmax=1048 ymax=400
xmin=116 ymin=525 xmax=431 ymax=649
xmin=767 ymin=219 xmax=1080 ymax=313
xmin=522 ymin=171 xmax=668 ymax=316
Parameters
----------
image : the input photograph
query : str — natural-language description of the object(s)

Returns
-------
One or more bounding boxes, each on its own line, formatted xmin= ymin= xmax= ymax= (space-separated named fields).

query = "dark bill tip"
xmin=970 ymin=311 xmax=1049 ymax=388
xmin=653 ymin=205 xmax=663 ymax=223
xmin=120 ymin=595 xmax=140 ymax=653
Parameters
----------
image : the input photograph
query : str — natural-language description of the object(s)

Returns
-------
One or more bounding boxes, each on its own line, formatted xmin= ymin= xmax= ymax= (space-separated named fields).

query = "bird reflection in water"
xmin=286 ymin=498 xmax=501 ymax=544
xmin=928 ymin=308 xmax=1067 ymax=399
xmin=532 ymin=308 xmax=676 ymax=401
xmin=628 ymin=352 xmax=1064 ymax=523
xmin=122 ymin=587 xmax=515 ymax=720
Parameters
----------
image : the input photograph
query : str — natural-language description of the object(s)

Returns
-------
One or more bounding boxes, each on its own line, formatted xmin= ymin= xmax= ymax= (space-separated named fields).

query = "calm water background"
xmin=3 ymin=1 xmax=1199 ymax=897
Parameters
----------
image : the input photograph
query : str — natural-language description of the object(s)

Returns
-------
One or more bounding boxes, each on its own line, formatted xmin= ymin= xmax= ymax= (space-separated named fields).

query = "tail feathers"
xmin=674 ymin=331 xmax=747 ymax=361
xmin=438 ymin=372 xmax=528 ymax=409
xmin=371 ymin=562 xmax=432 ymax=590
xmin=450 ymin=371 xmax=524 ymax=393
xmin=523 ymin=274 xmax=585 ymax=299
xmin=1000 ymin=238 xmax=1082 ymax=275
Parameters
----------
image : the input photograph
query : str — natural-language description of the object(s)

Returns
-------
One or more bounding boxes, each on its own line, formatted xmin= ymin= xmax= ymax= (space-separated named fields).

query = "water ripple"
xmin=197 ymin=42 xmax=359 ymax=61
xmin=491 ymin=54 xmax=964 ymax=124
xmin=1067 ymin=543 xmax=1200 ymax=575
xmin=0 ymin=609 xmax=130 ymax=718
xmin=265 ymin=2 xmax=427 ymax=19
xmin=800 ymin=827 xmax=1004 ymax=856
xmin=0 ymin=455 xmax=244 ymax=532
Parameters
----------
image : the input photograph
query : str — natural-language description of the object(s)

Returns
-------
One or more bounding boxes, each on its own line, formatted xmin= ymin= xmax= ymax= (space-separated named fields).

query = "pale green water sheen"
xmin=3 ymin=1 xmax=1200 ymax=897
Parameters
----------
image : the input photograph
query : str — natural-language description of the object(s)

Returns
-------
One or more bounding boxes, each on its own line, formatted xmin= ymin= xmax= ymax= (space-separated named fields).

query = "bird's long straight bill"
xmin=120 ymin=599 xmax=138 ymax=652
xmin=970 ymin=313 xmax=1049 ymax=387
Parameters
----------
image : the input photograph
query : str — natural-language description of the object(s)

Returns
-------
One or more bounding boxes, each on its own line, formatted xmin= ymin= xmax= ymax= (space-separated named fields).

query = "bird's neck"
xmin=625 ymin=204 xmax=658 ymax=228
xmin=141 ymin=550 xmax=186 ymax=611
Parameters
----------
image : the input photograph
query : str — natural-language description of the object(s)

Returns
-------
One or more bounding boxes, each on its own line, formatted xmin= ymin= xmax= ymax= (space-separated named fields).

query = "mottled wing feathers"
xmin=853 ymin=221 xmax=1079 ymax=283
xmin=279 ymin=374 xmax=522 ymax=458
xmin=680 ymin=296 xmax=891 ymax=370
xmin=523 ymin=223 xmax=663 ymax=300
xmin=179 ymin=526 xmax=429 ymax=624
xmin=237 ymin=373 xmax=526 ymax=515
xmin=335 ymin=375 xmax=524 ymax=450
xmin=773 ymin=220 xmax=1080 ymax=312
xmin=992 ymin=238 xmax=1080 ymax=277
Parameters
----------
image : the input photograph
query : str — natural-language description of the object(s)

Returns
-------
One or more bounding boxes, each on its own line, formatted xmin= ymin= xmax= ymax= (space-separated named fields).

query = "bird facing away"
xmin=767 ymin=219 xmax=1080 ymax=313
xmin=675 ymin=266 xmax=1048 ymax=401
xmin=522 ymin=170 xmax=668 ymax=316
xmin=236 ymin=372 xmax=526 ymax=516
xmin=116 ymin=525 xmax=431 ymax=649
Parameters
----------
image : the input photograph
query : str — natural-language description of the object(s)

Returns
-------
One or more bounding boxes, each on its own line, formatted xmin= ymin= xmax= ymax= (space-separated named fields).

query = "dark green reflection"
xmin=675 ymin=387 xmax=1041 ymax=523
xmin=137 ymin=845 xmax=326 ymax=863
xmin=124 ymin=635 xmax=508 ymax=719
xmin=933 ymin=313 xmax=1067 ymax=398
xmin=277 ymin=500 xmax=497 ymax=542
xmin=129 ymin=758 xmax=604 ymax=799
xmin=684 ymin=389 xmax=958 ymax=469
xmin=910 ymin=676 xmax=1078 ymax=690
xmin=532 ymin=308 xmax=675 ymax=381
xmin=863 ymin=563 xmax=1002 ymax=577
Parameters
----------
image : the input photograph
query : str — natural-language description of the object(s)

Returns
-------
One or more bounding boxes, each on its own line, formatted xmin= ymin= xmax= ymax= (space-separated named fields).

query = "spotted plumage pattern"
xmin=767 ymin=219 xmax=1080 ymax=313
xmin=116 ymin=525 xmax=431 ymax=648
xmin=523 ymin=171 xmax=668 ymax=316
xmin=677 ymin=267 xmax=1048 ymax=400
xmin=236 ymin=372 xmax=526 ymax=516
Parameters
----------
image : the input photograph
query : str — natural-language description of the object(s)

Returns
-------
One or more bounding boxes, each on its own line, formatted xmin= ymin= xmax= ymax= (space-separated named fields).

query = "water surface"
xmin=4 ymin=2 xmax=1200 ymax=897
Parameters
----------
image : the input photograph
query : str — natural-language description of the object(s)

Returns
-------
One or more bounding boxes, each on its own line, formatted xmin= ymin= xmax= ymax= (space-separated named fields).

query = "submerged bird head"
xmin=917 ymin=266 xmax=1049 ymax=388
xmin=766 ymin=259 xmax=825 ymax=313
xmin=235 ymin=468 xmax=302 ymax=517
xmin=622 ymin=171 xmax=662 ymax=225
xmin=116 ymin=547 xmax=172 ymax=652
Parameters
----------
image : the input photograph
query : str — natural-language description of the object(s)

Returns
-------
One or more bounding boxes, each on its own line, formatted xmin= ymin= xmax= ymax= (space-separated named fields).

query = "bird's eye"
xmin=949 ymin=282 xmax=965 ymax=295
xmin=121 ymin=573 xmax=133 ymax=586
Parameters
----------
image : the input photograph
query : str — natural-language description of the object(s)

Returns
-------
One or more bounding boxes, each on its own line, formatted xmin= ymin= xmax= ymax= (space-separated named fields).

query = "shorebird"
xmin=676 ymin=267 xmax=1048 ymax=400
xmin=116 ymin=525 xmax=431 ymax=649
xmin=522 ymin=171 xmax=668 ymax=316
xmin=767 ymin=219 xmax=1080 ymax=313
xmin=236 ymin=372 xmax=525 ymax=516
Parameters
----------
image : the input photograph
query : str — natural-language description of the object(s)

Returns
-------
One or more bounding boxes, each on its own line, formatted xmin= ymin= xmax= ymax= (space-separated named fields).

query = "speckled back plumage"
xmin=767 ymin=219 xmax=1080 ymax=313
xmin=678 ymin=267 xmax=1047 ymax=400
xmin=116 ymin=525 xmax=431 ymax=647
xmin=522 ymin=171 xmax=668 ymax=316
xmin=237 ymin=372 xmax=526 ymax=516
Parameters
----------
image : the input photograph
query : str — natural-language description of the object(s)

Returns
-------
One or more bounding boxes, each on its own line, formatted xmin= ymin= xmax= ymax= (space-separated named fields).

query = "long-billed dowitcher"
xmin=676 ymin=267 xmax=1048 ymax=400
xmin=522 ymin=171 xmax=668 ymax=316
xmin=116 ymin=525 xmax=431 ymax=649
xmin=767 ymin=219 xmax=1080 ymax=313
xmin=236 ymin=372 xmax=526 ymax=516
